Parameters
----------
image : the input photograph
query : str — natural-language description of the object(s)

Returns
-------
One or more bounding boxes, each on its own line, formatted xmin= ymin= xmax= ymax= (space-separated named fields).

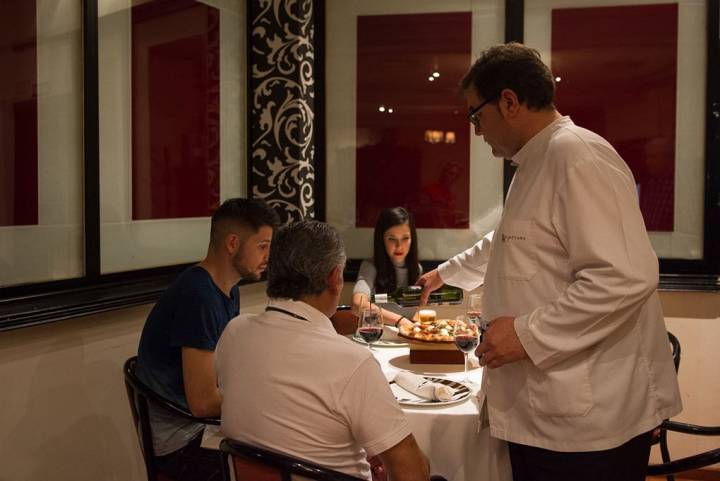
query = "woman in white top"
xmin=352 ymin=207 xmax=422 ymax=327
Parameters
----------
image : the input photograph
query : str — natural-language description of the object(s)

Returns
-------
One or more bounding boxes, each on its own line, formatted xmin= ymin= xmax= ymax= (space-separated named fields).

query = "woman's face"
xmin=383 ymin=222 xmax=412 ymax=266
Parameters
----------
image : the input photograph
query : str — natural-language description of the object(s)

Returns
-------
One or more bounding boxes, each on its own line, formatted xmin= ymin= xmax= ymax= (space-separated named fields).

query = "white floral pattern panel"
xmin=249 ymin=0 xmax=317 ymax=224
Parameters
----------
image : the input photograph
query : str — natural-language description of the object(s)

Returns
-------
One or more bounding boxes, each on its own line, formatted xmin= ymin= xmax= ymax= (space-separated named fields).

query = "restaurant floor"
xmin=647 ymin=470 xmax=720 ymax=481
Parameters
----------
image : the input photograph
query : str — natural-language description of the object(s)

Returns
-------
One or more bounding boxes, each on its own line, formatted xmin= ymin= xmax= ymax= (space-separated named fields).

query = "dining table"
xmin=365 ymin=329 xmax=512 ymax=481
xmin=202 ymin=326 xmax=512 ymax=481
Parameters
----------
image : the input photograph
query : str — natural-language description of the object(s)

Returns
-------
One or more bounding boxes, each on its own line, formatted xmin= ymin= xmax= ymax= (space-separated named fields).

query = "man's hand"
xmin=476 ymin=316 xmax=528 ymax=369
xmin=417 ymin=269 xmax=444 ymax=305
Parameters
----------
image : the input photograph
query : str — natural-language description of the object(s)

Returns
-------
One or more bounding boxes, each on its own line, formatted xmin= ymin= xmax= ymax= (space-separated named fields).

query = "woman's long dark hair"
xmin=373 ymin=207 xmax=419 ymax=294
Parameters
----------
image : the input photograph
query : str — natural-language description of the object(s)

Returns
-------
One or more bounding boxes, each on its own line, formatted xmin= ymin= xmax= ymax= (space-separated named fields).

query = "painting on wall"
xmin=131 ymin=0 xmax=220 ymax=220
xmin=0 ymin=0 xmax=38 ymax=226
xmin=552 ymin=3 xmax=678 ymax=231
xmin=355 ymin=12 xmax=472 ymax=229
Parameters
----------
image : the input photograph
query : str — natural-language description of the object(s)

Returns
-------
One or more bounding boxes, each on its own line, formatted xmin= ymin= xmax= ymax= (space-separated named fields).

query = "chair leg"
xmin=659 ymin=429 xmax=675 ymax=481
xmin=220 ymin=452 xmax=233 ymax=481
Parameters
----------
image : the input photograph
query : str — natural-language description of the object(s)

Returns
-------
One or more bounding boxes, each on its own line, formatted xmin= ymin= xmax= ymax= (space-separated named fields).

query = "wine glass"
xmin=467 ymin=293 xmax=483 ymax=323
xmin=453 ymin=314 xmax=480 ymax=384
xmin=467 ymin=293 xmax=487 ymax=339
xmin=358 ymin=305 xmax=383 ymax=350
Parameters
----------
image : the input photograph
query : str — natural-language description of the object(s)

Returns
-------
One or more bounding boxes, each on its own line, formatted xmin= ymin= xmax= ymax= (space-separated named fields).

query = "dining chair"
xmin=219 ymin=438 xmax=365 ymax=481
xmin=646 ymin=332 xmax=720 ymax=481
xmin=330 ymin=305 xmax=358 ymax=335
xmin=123 ymin=356 xmax=220 ymax=481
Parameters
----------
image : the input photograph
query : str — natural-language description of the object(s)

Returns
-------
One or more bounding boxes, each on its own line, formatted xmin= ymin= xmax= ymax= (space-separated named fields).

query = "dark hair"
xmin=209 ymin=198 xmax=279 ymax=248
xmin=460 ymin=42 xmax=555 ymax=111
xmin=373 ymin=207 xmax=419 ymax=294
xmin=266 ymin=220 xmax=346 ymax=299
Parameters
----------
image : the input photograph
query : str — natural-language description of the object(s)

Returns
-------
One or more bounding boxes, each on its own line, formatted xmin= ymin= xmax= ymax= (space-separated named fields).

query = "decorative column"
xmin=248 ymin=0 xmax=320 ymax=224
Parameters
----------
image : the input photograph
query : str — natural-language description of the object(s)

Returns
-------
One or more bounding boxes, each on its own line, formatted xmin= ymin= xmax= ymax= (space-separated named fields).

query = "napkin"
xmin=393 ymin=371 xmax=455 ymax=402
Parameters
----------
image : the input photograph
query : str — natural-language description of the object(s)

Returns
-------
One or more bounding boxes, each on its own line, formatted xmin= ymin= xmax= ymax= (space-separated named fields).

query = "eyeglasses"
xmin=467 ymin=96 xmax=496 ymax=126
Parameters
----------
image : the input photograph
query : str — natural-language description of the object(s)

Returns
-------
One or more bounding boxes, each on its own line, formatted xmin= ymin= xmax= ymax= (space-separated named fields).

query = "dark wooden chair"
xmin=123 ymin=356 xmax=220 ymax=481
xmin=219 ymin=438 xmax=365 ymax=481
xmin=646 ymin=332 xmax=720 ymax=480
xmin=330 ymin=305 xmax=358 ymax=335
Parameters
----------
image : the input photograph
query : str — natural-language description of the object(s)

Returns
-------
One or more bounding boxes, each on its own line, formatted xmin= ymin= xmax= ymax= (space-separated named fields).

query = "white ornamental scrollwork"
xmin=249 ymin=0 xmax=316 ymax=225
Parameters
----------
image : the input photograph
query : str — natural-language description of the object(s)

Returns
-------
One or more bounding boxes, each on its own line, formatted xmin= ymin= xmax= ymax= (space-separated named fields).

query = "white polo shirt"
xmin=216 ymin=298 xmax=411 ymax=480
xmin=439 ymin=116 xmax=682 ymax=451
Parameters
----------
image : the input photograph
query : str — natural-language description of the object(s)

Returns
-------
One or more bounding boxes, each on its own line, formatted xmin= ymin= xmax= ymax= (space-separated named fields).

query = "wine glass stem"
xmin=464 ymin=352 xmax=469 ymax=383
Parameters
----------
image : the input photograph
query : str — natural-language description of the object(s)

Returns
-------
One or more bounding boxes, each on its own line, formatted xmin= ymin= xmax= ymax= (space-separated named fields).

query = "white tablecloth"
xmin=371 ymin=344 xmax=511 ymax=481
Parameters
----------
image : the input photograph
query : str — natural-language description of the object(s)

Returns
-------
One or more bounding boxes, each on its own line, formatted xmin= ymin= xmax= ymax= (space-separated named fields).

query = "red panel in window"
xmin=0 ymin=0 xmax=38 ymax=226
xmin=131 ymin=0 xmax=220 ymax=220
xmin=356 ymin=13 xmax=472 ymax=229
xmin=552 ymin=4 xmax=677 ymax=232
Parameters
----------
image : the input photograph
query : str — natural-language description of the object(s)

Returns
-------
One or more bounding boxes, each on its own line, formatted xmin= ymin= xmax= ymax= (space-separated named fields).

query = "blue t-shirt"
xmin=136 ymin=265 xmax=239 ymax=454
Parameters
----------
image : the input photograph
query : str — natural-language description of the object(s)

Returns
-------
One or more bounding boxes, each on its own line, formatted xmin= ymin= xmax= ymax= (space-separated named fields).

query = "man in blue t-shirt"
xmin=137 ymin=198 xmax=279 ymax=481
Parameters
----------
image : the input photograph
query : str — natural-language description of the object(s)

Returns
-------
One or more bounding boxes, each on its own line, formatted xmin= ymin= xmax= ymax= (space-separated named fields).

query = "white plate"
xmin=390 ymin=377 xmax=471 ymax=406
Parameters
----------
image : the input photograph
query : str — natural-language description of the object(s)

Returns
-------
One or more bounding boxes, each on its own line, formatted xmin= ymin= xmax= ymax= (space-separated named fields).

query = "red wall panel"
xmin=552 ymin=4 xmax=678 ymax=232
xmin=0 ymin=0 xmax=38 ymax=226
xmin=355 ymin=12 xmax=472 ymax=229
xmin=132 ymin=0 xmax=220 ymax=220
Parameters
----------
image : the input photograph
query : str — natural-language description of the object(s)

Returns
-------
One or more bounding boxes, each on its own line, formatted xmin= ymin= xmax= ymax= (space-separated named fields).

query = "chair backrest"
xmin=668 ymin=331 xmax=681 ymax=373
xmin=123 ymin=356 xmax=220 ymax=481
xmin=647 ymin=333 xmax=720 ymax=481
xmin=330 ymin=305 xmax=358 ymax=336
xmin=219 ymin=438 xmax=365 ymax=481
xmin=124 ymin=356 xmax=162 ymax=481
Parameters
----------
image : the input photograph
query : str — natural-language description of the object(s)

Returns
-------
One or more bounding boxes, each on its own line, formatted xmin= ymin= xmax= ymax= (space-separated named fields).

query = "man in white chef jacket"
xmin=419 ymin=42 xmax=682 ymax=481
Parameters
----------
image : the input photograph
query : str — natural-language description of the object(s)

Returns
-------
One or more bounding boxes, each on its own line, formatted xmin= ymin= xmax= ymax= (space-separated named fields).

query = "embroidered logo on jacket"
xmin=501 ymin=233 xmax=526 ymax=242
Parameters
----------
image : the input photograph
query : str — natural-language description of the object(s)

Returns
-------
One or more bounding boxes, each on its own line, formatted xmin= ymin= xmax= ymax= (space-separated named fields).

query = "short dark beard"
xmin=232 ymin=248 xmax=260 ymax=281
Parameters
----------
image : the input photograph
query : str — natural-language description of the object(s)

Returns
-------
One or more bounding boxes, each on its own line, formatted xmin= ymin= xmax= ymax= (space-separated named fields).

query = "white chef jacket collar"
xmin=510 ymin=116 xmax=573 ymax=166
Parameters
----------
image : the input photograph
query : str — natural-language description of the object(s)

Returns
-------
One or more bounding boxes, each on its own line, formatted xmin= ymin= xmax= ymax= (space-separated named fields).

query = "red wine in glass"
xmin=454 ymin=315 xmax=480 ymax=384
xmin=359 ymin=306 xmax=383 ymax=350
xmin=358 ymin=326 xmax=383 ymax=344
xmin=454 ymin=334 xmax=479 ymax=353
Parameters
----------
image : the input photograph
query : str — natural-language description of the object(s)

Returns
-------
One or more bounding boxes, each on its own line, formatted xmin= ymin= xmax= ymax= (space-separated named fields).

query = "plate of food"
xmin=389 ymin=376 xmax=471 ymax=406
xmin=397 ymin=316 xmax=458 ymax=343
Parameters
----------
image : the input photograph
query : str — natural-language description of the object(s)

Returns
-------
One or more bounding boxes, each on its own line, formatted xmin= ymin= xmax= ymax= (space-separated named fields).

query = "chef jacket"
xmin=439 ymin=116 xmax=682 ymax=451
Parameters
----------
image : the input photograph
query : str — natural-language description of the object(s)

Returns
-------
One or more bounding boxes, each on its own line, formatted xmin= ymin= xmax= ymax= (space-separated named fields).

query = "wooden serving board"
xmin=406 ymin=339 xmax=464 ymax=364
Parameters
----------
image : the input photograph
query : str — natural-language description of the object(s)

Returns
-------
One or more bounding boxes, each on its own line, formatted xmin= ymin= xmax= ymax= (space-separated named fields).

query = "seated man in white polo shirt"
xmin=216 ymin=220 xmax=430 ymax=481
